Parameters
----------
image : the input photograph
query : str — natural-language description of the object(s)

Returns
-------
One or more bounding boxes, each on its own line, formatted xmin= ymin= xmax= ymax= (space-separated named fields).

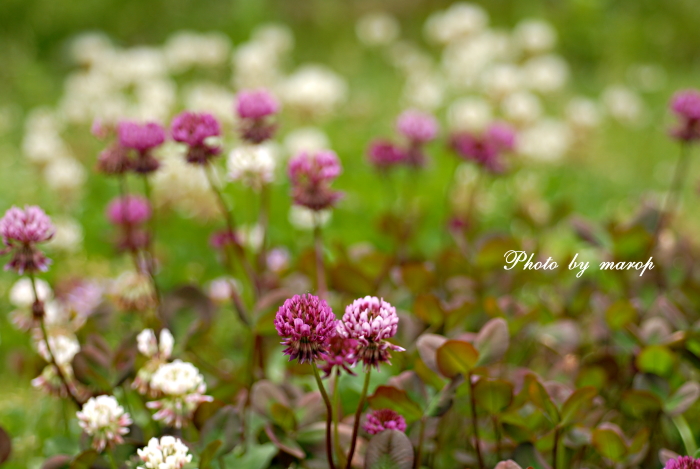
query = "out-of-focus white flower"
xmin=37 ymin=334 xmax=80 ymax=366
xmin=448 ymin=97 xmax=493 ymax=132
xmin=164 ymin=31 xmax=231 ymax=72
xmin=279 ymin=65 xmax=348 ymax=117
xmin=523 ymin=55 xmax=569 ymax=93
xmin=232 ymin=41 xmax=281 ymax=89
xmin=627 ymin=63 xmax=667 ymax=92
xmin=356 ymin=12 xmax=400 ymax=47
xmin=386 ymin=41 xmax=434 ymax=76
xmin=238 ymin=224 xmax=264 ymax=251
xmin=266 ymin=247 xmax=290 ymax=273
xmin=43 ymin=158 xmax=86 ymax=193
xmin=137 ymin=436 xmax=193 ymax=469
xmin=147 ymin=360 xmax=213 ymax=428
xmin=207 ymin=277 xmax=241 ymax=305
xmin=481 ymin=64 xmax=523 ymax=99
xmin=602 ymin=85 xmax=646 ymax=126
xmin=251 ymin=23 xmax=295 ymax=55
xmin=183 ymin=82 xmax=236 ymax=124
xmin=424 ymin=3 xmax=489 ymax=45
xmin=133 ymin=79 xmax=176 ymax=121
xmin=46 ymin=217 xmax=83 ymax=252
xmin=566 ymin=97 xmax=601 ymax=130
xmin=110 ymin=47 xmax=168 ymax=85
xmin=283 ymin=127 xmax=330 ymax=155
xmin=137 ymin=328 xmax=173 ymax=359
xmin=44 ymin=301 xmax=69 ymax=327
xmin=227 ymin=143 xmax=277 ymax=189
xmin=442 ymin=32 xmax=509 ymax=89
xmin=77 ymin=395 xmax=132 ymax=452
xmin=70 ymin=32 xmax=114 ymax=65
xmin=403 ymin=73 xmax=445 ymax=110
xmin=10 ymin=278 xmax=52 ymax=307
xmin=513 ymin=19 xmax=557 ymax=55
xmin=289 ymin=206 xmax=331 ymax=230
xmin=502 ymin=91 xmax=542 ymax=124
xmin=519 ymin=119 xmax=572 ymax=162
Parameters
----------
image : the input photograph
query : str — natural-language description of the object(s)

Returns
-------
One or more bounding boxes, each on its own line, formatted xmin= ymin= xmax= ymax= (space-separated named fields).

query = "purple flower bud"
xmin=274 ymin=294 xmax=338 ymax=364
xmin=0 ymin=205 xmax=55 ymax=274
xmin=367 ymin=140 xmax=406 ymax=169
xmin=236 ymin=89 xmax=280 ymax=120
xmin=318 ymin=335 xmax=358 ymax=377
xmin=363 ymin=409 xmax=407 ymax=435
xmin=396 ymin=110 xmax=439 ymax=144
xmin=97 ymin=143 xmax=132 ymax=175
xmin=106 ymin=196 xmax=152 ymax=226
xmin=288 ymin=150 xmax=343 ymax=211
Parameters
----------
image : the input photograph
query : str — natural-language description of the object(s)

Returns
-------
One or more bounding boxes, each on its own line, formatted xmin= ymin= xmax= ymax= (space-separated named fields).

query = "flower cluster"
xmin=665 ymin=456 xmax=700 ymax=469
xmin=288 ymin=150 xmax=343 ymax=211
xmin=367 ymin=110 xmax=439 ymax=170
xmin=118 ymin=121 xmax=166 ymax=173
xmin=363 ymin=409 xmax=407 ymax=435
xmin=133 ymin=328 xmax=174 ymax=395
xmin=0 ymin=205 xmax=55 ymax=274
xmin=450 ymin=122 xmax=517 ymax=173
xmin=318 ymin=336 xmax=358 ymax=377
xmin=137 ymin=436 xmax=193 ymax=469
xmin=146 ymin=359 xmax=213 ymax=428
xmin=170 ymin=111 xmax=222 ymax=164
xmin=31 ymin=333 xmax=85 ymax=399
xmin=235 ymin=89 xmax=280 ymax=144
xmin=77 ymin=395 xmax=132 ymax=451
xmin=670 ymin=89 xmax=700 ymax=142
xmin=337 ymin=296 xmax=404 ymax=370
xmin=274 ymin=294 xmax=338 ymax=363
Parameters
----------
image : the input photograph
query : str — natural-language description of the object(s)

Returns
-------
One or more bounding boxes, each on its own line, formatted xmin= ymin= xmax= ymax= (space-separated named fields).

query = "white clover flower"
xmin=566 ymin=97 xmax=601 ymax=130
xmin=183 ymin=82 xmax=236 ymax=124
xmin=43 ymin=158 xmax=86 ymax=193
xmin=147 ymin=360 xmax=212 ymax=428
xmin=403 ymin=73 xmax=445 ymax=110
xmin=77 ymin=395 xmax=132 ymax=452
xmin=227 ymin=143 xmax=277 ymax=189
xmin=602 ymin=85 xmax=646 ymax=127
xmin=502 ymin=91 xmax=543 ymax=125
xmin=137 ymin=329 xmax=173 ymax=359
xmin=523 ymin=54 xmax=569 ymax=93
xmin=441 ymin=33 xmax=506 ymax=89
xmin=448 ymin=97 xmax=493 ymax=132
xmin=9 ymin=278 xmax=52 ymax=308
xmin=133 ymin=78 xmax=177 ymax=122
xmin=207 ymin=277 xmax=241 ymax=305
xmin=513 ymin=19 xmax=557 ymax=55
xmin=480 ymin=64 xmax=523 ymax=99
xmin=238 ymin=224 xmax=264 ymax=251
xmin=283 ymin=127 xmax=330 ymax=155
xmin=280 ymin=65 xmax=348 ymax=117
xmin=356 ymin=12 xmax=400 ymax=47
xmin=110 ymin=47 xmax=168 ymax=85
xmin=386 ymin=41 xmax=434 ymax=76
xmin=289 ymin=206 xmax=331 ymax=230
xmin=38 ymin=334 xmax=80 ymax=366
xmin=43 ymin=301 xmax=70 ymax=327
xmin=424 ymin=3 xmax=489 ymax=45
xmin=137 ymin=436 xmax=193 ymax=469
xmin=164 ymin=31 xmax=231 ymax=72
xmin=266 ymin=247 xmax=290 ymax=273
xmin=519 ymin=119 xmax=572 ymax=162
xmin=251 ymin=23 xmax=295 ymax=55
xmin=70 ymin=32 xmax=114 ymax=65
xmin=232 ymin=41 xmax=281 ymax=89
xmin=46 ymin=217 xmax=83 ymax=252
xmin=22 ymin=128 xmax=72 ymax=164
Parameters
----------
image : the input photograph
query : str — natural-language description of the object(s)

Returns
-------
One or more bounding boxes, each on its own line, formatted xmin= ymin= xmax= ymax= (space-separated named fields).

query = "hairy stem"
xmin=312 ymin=364 xmax=337 ymax=469
xmin=468 ymin=372 xmax=484 ymax=469
xmin=346 ymin=369 xmax=372 ymax=469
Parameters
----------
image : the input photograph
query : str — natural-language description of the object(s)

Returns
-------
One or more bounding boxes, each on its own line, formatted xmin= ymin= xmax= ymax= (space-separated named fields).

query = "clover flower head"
xmin=170 ymin=111 xmax=222 ymax=164
xmin=137 ymin=436 xmax=193 ymax=469
xmin=319 ymin=335 xmax=358 ymax=377
xmin=338 ymin=296 xmax=404 ymax=370
xmin=236 ymin=88 xmax=280 ymax=119
xmin=664 ymin=456 xmax=700 ymax=469
xmin=0 ymin=205 xmax=54 ymax=274
xmin=106 ymin=195 xmax=151 ymax=226
xmin=367 ymin=140 xmax=406 ymax=169
xmin=396 ymin=109 xmax=439 ymax=144
xmin=670 ymin=89 xmax=700 ymax=142
xmin=451 ymin=122 xmax=516 ymax=173
xmin=227 ymin=143 xmax=277 ymax=189
xmin=274 ymin=294 xmax=338 ymax=364
xmin=77 ymin=395 xmax=132 ymax=452
xmin=97 ymin=143 xmax=132 ymax=175
xmin=288 ymin=150 xmax=343 ymax=210
xmin=146 ymin=360 xmax=212 ymax=428
xmin=117 ymin=121 xmax=166 ymax=153
xmin=137 ymin=328 xmax=173 ymax=359
xmin=38 ymin=333 xmax=80 ymax=367
xmin=363 ymin=409 xmax=407 ymax=435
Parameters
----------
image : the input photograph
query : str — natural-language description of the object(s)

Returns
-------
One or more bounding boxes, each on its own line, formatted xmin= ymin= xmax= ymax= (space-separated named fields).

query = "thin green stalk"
xmin=492 ymin=416 xmax=502 ymax=462
xmin=468 ymin=372 xmax=484 ymax=469
xmin=415 ymin=416 xmax=426 ymax=469
xmin=346 ymin=369 xmax=372 ymax=469
xmin=256 ymin=183 xmax=270 ymax=272
xmin=107 ymin=449 xmax=118 ymax=469
xmin=312 ymin=364 xmax=337 ymax=469
xmin=140 ymin=175 xmax=161 ymax=303
xmin=652 ymin=142 xmax=692 ymax=246
xmin=552 ymin=426 xmax=560 ymax=469
xmin=313 ymin=213 xmax=327 ymax=300
xmin=333 ymin=370 xmax=346 ymax=466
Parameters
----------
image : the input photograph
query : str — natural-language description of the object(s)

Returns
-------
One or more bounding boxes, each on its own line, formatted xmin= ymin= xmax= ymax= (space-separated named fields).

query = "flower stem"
xmin=468 ymin=372 xmax=484 ymax=469
xmin=256 ymin=183 xmax=270 ymax=272
xmin=346 ymin=369 xmax=371 ymax=469
xmin=333 ymin=370 xmax=346 ymax=466
xmin=140 ymin=175 xmax=162 ymax=304
xmin=29 ymin=273 xmax=82 ymax=408
xmin=415 ymin=416 xmax=426 ymax=469
xmin=653 ymin=142 xmax=692 ymax=246
xmin=107 ymin=449 xmax=118 ymax=469
xmin=313 ymin=213 xmax=327 ymax=300
xmin=552 ymin=426 xmax=560 ymax=469
xmin=312 ymin=364 xmax=337 ymax=469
